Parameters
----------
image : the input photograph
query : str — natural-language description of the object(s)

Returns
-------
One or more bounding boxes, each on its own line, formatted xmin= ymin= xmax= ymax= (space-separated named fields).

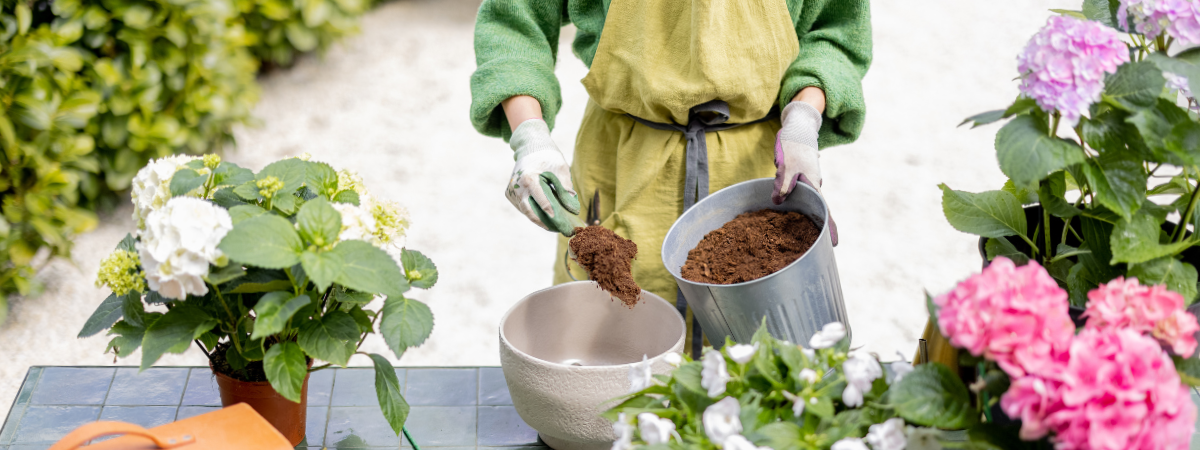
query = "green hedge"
xmin=1 ymin=0 xmax=371 ymax=320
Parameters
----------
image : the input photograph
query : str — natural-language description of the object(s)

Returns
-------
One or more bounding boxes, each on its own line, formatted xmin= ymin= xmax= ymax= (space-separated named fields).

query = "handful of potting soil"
xmin=569 ymin=225 xmax=641 ymax=307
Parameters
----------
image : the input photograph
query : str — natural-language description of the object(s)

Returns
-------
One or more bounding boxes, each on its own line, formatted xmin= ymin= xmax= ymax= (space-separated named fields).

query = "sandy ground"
xmin=0 ymin=0 xmax=1078 ymax=419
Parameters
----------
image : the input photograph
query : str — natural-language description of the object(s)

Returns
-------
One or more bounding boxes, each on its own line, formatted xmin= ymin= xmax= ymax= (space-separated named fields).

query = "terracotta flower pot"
xmin=210 ymin=362 xmax=310 ymax=446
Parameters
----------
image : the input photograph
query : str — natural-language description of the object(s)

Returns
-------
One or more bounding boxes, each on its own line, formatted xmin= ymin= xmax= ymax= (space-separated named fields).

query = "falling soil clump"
xmin=570 ymin=225 xmax=641 ymax=307
xmin=682 ymin=209 xmax=820 ymax=284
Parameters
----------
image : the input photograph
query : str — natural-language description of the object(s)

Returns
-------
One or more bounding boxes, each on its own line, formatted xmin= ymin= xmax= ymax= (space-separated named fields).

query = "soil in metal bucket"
xmin=569 ymin=225 xmax=642 ymax=307
xmin=682 ymin=209 xmax=820 ymax=284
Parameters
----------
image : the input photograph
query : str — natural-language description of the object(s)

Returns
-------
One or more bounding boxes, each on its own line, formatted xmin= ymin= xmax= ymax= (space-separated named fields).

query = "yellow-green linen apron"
xmin=554 ymin=0 xmax=800 ymax=356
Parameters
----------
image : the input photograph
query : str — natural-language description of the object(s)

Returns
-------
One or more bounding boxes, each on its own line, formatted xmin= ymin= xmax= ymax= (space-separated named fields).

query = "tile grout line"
xmin=323 ymin=368 xmax=336 ymax=449
xmin=473 ymin=367 xmax=480 ymax=448
xmin=2 ymin=367 xmax=43 ymax=445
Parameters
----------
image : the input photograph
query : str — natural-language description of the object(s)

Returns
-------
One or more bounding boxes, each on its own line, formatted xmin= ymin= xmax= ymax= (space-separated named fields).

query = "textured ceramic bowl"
xmin=499 ymin=281 xmax=685 ymax=450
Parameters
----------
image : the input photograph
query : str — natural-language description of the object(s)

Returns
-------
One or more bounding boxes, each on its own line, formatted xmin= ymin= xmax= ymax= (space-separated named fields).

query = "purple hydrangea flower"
xmin=1165 ymin=71 xmax=1200 ymax=109
xmin=1017 ymin=16 xmax=1130 ymax=127
xmin=1119 ymin=0 xmax=1200 ymax=45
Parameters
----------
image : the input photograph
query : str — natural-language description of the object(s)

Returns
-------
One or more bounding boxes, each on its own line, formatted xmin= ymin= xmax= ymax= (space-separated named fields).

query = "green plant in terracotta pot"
xmin=78 ymin=153 xmax=436 ymax=445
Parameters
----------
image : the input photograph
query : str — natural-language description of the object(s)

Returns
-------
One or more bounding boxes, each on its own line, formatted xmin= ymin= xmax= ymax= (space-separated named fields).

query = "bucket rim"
xmin=661 ymin=178 xmax=831 ymax=288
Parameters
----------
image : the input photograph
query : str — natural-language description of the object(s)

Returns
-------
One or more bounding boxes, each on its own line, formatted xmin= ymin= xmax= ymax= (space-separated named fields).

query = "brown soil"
xmin=569 ymin=225 xmax=641 ymax=307
xmin=210 ymin=342 xmax=269 ymax=382
xmin=682 ymin=209 xmax=820 ymax=284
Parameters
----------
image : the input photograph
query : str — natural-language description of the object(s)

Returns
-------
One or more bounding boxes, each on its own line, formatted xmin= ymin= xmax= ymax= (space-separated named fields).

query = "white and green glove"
xmin=506 ymin=119 xmax=582 ymax=236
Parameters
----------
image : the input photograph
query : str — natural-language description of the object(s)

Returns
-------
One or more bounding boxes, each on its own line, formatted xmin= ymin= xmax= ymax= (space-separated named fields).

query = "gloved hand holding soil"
xmin=569 ymin=225 xmax=641 ymax=307
xmin=682 ymin=209 xmax=820 ymax=284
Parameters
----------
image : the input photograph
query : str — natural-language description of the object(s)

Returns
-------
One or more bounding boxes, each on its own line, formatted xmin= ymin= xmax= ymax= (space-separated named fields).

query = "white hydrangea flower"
xmin=842 ymin=351 xmax=883 ymax=408
xmin=702 ymin=397 xmax=742 ymax=444
xmin=866 ymin=418 xmax=907 ymax=450
xmin=831 ymin=437 xmax=869 ymax=450
xmin=727 ymin=343 xmax=758 ymax=364
xmin=781 ymin=391 xmax=806 ymax=417
xmin=700 ymin=349 xmax=729 ymax=398
xmin=809 ymin=322 xmax=846 ymax=349
xmin=628 ymin=354 xmax=653 ymax=393
xmin=611 ymin=413 xmax=634 ymax=450
xmin=138 ymin=197 xmax=232 ymax=300
xmin=336 ymin=169 xmax=369 ymax=197
xmin=131 ymin=155 xmax=201 ymax=231
xmin=636 ymin=413 xmax=675 ymax=445
xmin=663 ymin=352 xmax=683 ymax=367
xmin=331 ymin=188 xmax=410 ymax=269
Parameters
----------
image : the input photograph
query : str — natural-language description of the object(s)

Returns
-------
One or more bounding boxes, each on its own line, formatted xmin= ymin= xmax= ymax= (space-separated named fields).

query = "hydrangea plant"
xmin=78 ymin=153 xmax=435 ymax=435
xmin=946 ymin=0 xmax=1200 ymax=306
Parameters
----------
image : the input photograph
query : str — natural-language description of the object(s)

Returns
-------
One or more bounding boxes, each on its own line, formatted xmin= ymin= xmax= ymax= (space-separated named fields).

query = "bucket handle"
xmin=49 ymin=422 xmax=195 ymax=450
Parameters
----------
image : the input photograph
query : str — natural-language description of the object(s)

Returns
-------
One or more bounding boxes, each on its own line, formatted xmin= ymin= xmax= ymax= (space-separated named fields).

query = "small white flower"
xmin=663 ymin=352 xmax=683 ymax=367
xmin=809 ymin=322 xmax=846 ymax=349
xmin=138 ymin=197 xmax=232 ymax=300
xmin=798 ymin=368 xmax=818 ymax=384
xmin=801 ymin=347 xmax=816 ymax=359
xmin=831 ymin=437 xmax=870 ymax=450
xmin=866 ymin=418 xmax=907 ymax=450
xmin=636 ymin=413 xmax=675 ymax=444
xmin=700 ymin=349 xmax=730 ymax=398
xmin=131 ymin=155 xmax=201 ymax=231
xmin=905 ymin=426 xmax=943 ymax=450
xmin=890 ymin=353 xmax=914 ymax=384
xmin=727 ymin=343 xmax=758 ymax=364
xmin=841 ymin=351 xmax=882 ymax=408
xmin=628 ymin=354 xmax=653 ymax=394
xmin=723 ymin=434 xmax=772 ymax=450
xmin=702 ymin=397 xmax=742 ymax=444
xmin=780 ymin=391 xmax=806 ymax=417
xmin=612 ymin=413 xmax=634 ymax=450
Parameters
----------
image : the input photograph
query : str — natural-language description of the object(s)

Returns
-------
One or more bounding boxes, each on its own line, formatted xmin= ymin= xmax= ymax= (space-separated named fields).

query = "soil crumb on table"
xmin=682 ymin=209 xmax=820 ymax=284
xmin=569 ymin=225 xmax=641 ymax=307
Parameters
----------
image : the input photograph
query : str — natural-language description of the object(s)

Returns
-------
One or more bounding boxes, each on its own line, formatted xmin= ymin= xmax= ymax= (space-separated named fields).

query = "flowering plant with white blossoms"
xmin=605 ymin=322 xmax=945 ymax=450
xmin=79 ymin=154 xmax=435 ymax=436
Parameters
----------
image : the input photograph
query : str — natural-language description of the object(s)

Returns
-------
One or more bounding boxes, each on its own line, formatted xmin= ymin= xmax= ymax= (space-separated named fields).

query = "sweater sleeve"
xmin=470 ymin=0 xmax=568 ymax=142
xmin=780 ymin=0 xmax=872 ymax=148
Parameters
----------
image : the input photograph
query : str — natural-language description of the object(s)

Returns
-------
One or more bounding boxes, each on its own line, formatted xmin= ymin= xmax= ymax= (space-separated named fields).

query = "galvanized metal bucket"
xmin=661 ymin=178 xmax=848 ymax=347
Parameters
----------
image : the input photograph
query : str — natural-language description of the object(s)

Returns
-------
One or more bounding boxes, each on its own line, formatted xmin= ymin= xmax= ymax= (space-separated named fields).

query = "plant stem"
xmin=1050 ymin=113 xmax=1061 ymax=137
xmin=978 ymin=362 xmax=994 ymax=422
xmin=1176 ymin=179 xmax=1200 ymax=243
xmin=194 ymin=340 xmax=211 ymax=358
xmin=212 ymin=284 xmax=236 ymax=323
xmin=1043 ymin=207 xmax=1053 ymax=262
xmin=1157 ymin=35 xmax=1168 ymax=53
xmin=356 ymin=311 xmax=383 ymax=348
xmin=1061 ymin=219 xmax=1073 ymax=248
xmin=309 ymin=363 xmax=333 ymax=372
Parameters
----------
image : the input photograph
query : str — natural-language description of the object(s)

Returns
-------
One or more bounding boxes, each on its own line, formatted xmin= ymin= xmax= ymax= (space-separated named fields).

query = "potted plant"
xmin=77 ymin=153 xmax=437 ymax=445
xmin=945 ymin=0 xmax=1200 ymax=307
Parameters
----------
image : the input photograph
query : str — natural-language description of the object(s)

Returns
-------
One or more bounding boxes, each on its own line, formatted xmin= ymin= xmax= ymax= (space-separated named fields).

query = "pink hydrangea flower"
xmin=934 ymin=257 xmax=1075 ymax=377
xmin=1119 ymin=0 xmax=1200 ymax=46
xmin=1017 ymin=16 xmax=1130 ymax=127
xmin=1083 ymin=276 xmax=1200 ymax=356
xmin=1002 ymin=328 xmax=1195 ymax=450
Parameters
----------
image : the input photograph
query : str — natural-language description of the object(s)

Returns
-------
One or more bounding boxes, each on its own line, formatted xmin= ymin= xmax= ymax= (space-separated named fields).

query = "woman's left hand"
xmin=774 ymin=93 xmax=838 ymax=245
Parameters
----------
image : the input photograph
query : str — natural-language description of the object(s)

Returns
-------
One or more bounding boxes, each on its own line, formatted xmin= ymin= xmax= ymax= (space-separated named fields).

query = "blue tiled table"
xmin=0 ymin=366 xmax=547 ymax=450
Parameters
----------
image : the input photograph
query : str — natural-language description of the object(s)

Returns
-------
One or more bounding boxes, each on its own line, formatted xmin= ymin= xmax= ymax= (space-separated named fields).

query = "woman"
xmin=471 ymin=0 xmax=871 ymax=356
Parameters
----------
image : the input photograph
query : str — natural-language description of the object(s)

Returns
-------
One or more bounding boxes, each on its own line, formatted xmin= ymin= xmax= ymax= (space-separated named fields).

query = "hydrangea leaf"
xmin=298 ymin=311 xmax=359 ymax=366
xmin=1105 ymin=61 xmax=1166 ymax=109
xmin=938 ymin=184 xmax=1028 ymax=238
xmin=334 ymin=288 xmax=375 ymax=305
xmin=228 ymin=204 xmax=267 ymax=224
xmin=297 ymin=197 xmax=342 ymax=247
xmin=122 ymin=292 xmax=146 ymax=328
xmin=332 ymin=189 xmax=360 ymax=206
xmin=214 ymin=162 xmax=255 ymax=188
xmin=1128 ymin=257 xmax=1199 ymax=305
xmin=258 ymin=158 xmax=307 ymax=194
xmin=331 ymin=240 xmax=409 ymax=297
xmin=1172 ymin=355 xmax=1200 ymax=385
xmin=984 ymin=238 xmax=1030 ymax=266
xmin=169 ymin=168 xmax=207 ymax=197
xmin=106 ymin=320 xmax=146 ymax=358
xmin=1110 ymin=212 xmax=1190 ymax=265
xmin=264 ymin=342 xmax=307 ymax=403
xmin=78 ymin=293 xmax=124 ymax=338
xmin=233 ymin=181 xmax=262 ymax=201
xmin=251 ymin=292 xmax=312 ymax=340
xmin=1037 ymin=179 xmax=1080 ymax=219
xmin=301 ymin=250 xmax=344 ymax=293
xmin=1001 ymin=179 xmax=1038 ymax=205
xmin=1081 ymin=0 xmax=1120 ymax=29
xmin=116 ymin=233 xmax=137 ymax=253
xmin=995 ymin=115 xmax=1087 ymax=187
xmin=368 ymin=353 xmax=410 ymax=435
xmin=1081 ymin=155 xmax=1145 ymax=222
xmin=400 ymin=249 xmax=438 ymax=289
xmin=1126 ymin=99 xmax=1192 ymax=164
xmin=219 ymin=215 xmax=303 ymax=269
xmin=205 ymin=264 xmax=246 ymax=286
xmin=226 ymin=269 xmax=293 ymax=294
xmin=212 ymin=188 xmax=248 ymax=209
xmin=890 ymin=363 xmax=977 ymax=429
xmin=380 ymin=296 xmax=433 ymax=358
xmin=1148 ymin=51 xmax=1200 ymax=106
xmin=304 ymin=161 xmax=339 ymax=198
xmin=140 ymin=304 xmax=217 ymax=370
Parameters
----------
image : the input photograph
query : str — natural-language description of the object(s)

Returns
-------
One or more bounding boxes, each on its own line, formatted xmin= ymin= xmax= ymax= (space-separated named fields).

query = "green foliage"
xmin=236 ymin=0 xmax=368 ymax=67
xmin=80 ymin=155 xmax=439 ymax=436
xmin=890 ymin=363 xmax=978 ymax=429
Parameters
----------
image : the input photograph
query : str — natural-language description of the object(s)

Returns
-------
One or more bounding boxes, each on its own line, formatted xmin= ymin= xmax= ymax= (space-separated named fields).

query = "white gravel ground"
xmin=0 ymin=0 xmax=1077 ymax=419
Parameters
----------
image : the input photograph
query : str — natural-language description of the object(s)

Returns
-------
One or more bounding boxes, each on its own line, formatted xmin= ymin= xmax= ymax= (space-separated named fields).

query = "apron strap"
xmin=628 ymin=100 xmax=778 ymax=356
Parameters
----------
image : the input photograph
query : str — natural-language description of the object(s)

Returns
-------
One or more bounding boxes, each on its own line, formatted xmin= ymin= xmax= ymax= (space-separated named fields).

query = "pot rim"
xmin=662 ymin=178 xmax=830 ymax=288
xmin=209 ymin=356 xmax=314 ymax=386
xmin=498 ymin=281 xmax=686 ymax=370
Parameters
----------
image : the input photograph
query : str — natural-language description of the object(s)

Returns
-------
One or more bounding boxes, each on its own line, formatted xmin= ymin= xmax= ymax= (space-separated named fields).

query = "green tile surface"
xmin=2 ymin=367 xmax=546 ymax=449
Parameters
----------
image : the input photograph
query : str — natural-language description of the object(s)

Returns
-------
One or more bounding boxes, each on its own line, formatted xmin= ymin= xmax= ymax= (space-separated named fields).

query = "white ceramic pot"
xmin=499 ymin=281 xmax=686 ymax=450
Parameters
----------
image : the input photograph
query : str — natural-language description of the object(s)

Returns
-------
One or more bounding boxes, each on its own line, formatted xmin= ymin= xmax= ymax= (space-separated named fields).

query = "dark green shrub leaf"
xmin=141 ymin=305 xmax=217 ymax=370
xmin=298 ymin=311 xmax=358 ymax=366
xmin=1082 ymin=150 xmax=1146 ymax=222
xmin=106 ymin=320 xmax=146 ymax=358
xmin=1038 ymin=180 xmax=1080 ymax=218
xmin=169 ymin=169 xmax=207 ymax=197
xmin=1106 ymin=61 xmax=1166 ymax=109
xmin=368 ymin=353 xmax=409 ymax=435
xmin=219 ymin=215 xmax=303 ymax=269
xmin=939 ymin=184 xmax=1028 ymax=238
xmin=205 ymin=265 xmax=246 ymax=286
xmin=890 ymin=363 xmax=977 ymax=429
xmin=400 ymin=249 xmax=438 ymax=289
xmin=78 ymin=293 xmax=124 ymax=338
xmin=995 ymin=115 xmax=1087 ymax=186
xmin=1128 ymin=257 xmax=1199 ymax=304
xmin=380 ymin=297 xmax=433 ymax=358
xmin=984 ymin=238 xmax=1030 ymax=265
xmin=212 ymin=188 xmax=248 ymax=208
xmin=1082 ymin=0 xmax=1120 ymax=28
xmin=122 ymin=292 xmax=146 ymax=328
xmin=226 ymin=269 xmax=293 ymax=294
xmin=1110 ymin=213 xmax=1189 ymax=264
xmin=264 ymin=342 xmax=307 ymax=403
xmin=251 ymin=293 xmax=312 ymax=340
xmin=331 ymin=240 xmax=409 ymax=297
xmin=297 ymin=197 xmax=342 ymax=247
xmin=1126 ymin=99 xmax=1192 ymax=163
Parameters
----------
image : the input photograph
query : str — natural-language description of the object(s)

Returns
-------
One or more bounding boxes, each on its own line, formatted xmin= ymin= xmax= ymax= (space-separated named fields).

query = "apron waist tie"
xmin=627 ymin=100 xmax=778 ymax=357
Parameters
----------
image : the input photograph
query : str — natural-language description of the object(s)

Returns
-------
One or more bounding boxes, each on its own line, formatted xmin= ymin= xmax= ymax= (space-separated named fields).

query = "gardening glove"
xmin=506 ymin=119 xmax=582 ymax=237
xmin=774 ymin=101 xmax=838 ymax=246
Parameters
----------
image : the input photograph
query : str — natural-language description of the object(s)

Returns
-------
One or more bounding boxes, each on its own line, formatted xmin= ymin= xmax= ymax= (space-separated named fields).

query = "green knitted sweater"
xmin=470 ymin=0 xmax=872 ymax=147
